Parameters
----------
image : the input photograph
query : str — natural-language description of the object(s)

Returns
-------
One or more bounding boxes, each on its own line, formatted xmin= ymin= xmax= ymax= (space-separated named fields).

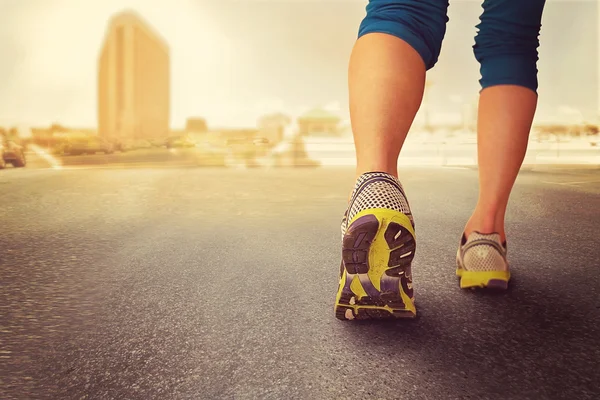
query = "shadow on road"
xmin=336 ymin=269 xmax=598 ymax=397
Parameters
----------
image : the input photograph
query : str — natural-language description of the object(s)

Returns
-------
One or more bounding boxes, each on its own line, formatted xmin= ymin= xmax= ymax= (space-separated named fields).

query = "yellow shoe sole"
xmin=456 ymin=253 xmax=510 ymax=290
xmin=335 ymin=208 xmax=417 ymax=320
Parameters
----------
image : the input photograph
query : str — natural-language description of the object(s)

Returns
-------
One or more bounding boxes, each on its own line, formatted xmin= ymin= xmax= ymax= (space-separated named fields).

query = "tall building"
xmin=98 ymin=11 xmax=170 ymax=141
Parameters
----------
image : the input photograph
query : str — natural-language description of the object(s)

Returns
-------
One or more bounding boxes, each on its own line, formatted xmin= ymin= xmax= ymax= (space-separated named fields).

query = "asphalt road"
xmin=1 ymin=166 xmax=599 ymax=399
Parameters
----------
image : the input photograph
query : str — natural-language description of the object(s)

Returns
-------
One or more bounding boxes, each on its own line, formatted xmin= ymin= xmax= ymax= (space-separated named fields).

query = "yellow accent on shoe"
xmin=456 ymin=269 xmax=511 ymax=289
xmin=335 ymin=208 xmax=416 ymax=319
xmin=399 ymin=279 xmax=417 ymax=315
xmin=334 ymin=270 xmax=347 ymax=310
xmin=349 ymin=275 xmax=368 ymax=299
xmin=347 ymin=208 xmax=415 ymax=237
xmin=456 ymin=240 xmax=511 ymax=289
xmin=349 ymin=208 xmax=414 ymax=292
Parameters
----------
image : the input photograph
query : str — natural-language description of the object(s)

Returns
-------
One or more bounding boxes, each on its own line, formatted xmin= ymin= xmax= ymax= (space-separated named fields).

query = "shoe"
xmin=456 ymin=231 xmax=510 ymax=290
xmin=335 ymin=172 xmax=417 ymax=320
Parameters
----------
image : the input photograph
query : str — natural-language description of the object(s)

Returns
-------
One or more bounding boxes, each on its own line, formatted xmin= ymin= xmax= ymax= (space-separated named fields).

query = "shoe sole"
xmin=455 ymin=250 xmax=510 ymax=290
xmin=335 ymin=208 xmax=416 ymax=320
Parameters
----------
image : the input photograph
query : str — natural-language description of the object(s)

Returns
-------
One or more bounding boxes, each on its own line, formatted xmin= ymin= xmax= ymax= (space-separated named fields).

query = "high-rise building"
xmin=98 ymin=11 xmax=170 ymax=141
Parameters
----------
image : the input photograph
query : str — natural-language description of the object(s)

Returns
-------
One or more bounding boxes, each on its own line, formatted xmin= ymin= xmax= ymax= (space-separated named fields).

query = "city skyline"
xmin=0 ymin=0 xmax=597 ymax=130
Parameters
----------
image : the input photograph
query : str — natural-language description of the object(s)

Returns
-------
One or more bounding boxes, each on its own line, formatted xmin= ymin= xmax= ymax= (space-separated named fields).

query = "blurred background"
xmin=0 ymin=0 xmax=598 ymax=170
xmin=2 ymin=2 xmax=600 ymax=399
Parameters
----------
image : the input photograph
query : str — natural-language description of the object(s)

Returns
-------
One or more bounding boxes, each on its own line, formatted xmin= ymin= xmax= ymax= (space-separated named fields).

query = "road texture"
xmin=1 ymin=165 xmax=599 ymax=399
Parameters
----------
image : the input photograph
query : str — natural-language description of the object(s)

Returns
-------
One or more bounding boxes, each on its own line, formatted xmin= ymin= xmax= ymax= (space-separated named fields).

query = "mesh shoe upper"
xmin=342 ymin=172 xmax=413 ymax=237
xmin=459 ymin=232 xmax=508 ymax=272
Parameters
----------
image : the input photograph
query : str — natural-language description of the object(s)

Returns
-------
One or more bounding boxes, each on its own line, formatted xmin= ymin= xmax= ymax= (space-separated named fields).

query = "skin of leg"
xmin=464 ymin=0 xmax=545 ymax=242
xmin=350 ymin=0 xmax=449 ymax=179
xmin=349 ymin=33 xmax=426 ymax=179
xmin=464 ymin=85 xmax=538 ymax=242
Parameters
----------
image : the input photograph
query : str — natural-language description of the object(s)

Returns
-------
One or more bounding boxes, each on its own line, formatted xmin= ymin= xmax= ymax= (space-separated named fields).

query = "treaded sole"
xmin=335 ymin=209 xmax=416 ymax=321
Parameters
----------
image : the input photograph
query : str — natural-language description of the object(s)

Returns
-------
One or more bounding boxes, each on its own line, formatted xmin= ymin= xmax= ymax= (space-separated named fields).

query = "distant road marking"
xmin=29 ymin=145 xmax=62 ymax=169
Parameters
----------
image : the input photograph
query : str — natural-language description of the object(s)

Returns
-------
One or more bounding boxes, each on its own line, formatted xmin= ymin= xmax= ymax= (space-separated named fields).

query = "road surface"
xmin=1 ymin=166 xmax=599 ymax=399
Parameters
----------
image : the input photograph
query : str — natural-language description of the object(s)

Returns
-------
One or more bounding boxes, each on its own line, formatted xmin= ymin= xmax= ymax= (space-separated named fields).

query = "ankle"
xmin=464 ymin=212 xmax=506 ymax=242
xmin=355 ymin=164 xmax=398 ymax=179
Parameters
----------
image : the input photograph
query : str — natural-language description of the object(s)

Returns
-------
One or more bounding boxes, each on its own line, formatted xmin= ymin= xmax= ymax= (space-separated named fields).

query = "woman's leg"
xmin=457 ymin=0 xmax=546 ymax=290
xmin=336 ymin=0 xmax=449 ymax=320
xmin=466 ymin=0 xmax=546 ymax=242
xmin=350 ymin=33 xmax=425 ymax=177
xmin=350 ymin=0 xmax=449 ymax=177
xmin=466 ymin=86 xmax=537 ymax=242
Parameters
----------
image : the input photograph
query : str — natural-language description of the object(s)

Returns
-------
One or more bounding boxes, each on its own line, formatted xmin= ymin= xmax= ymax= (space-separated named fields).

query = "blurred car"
xmin=0 ymin=135 xmax=26 ymax=168
xmin=166 ymin=135 xmax=195 ymax=149
xmin=64 ymin=136 xmax=114 ymax=155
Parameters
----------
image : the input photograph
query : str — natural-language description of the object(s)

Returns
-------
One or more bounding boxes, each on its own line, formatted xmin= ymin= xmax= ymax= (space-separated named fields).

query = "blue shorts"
xmin=358 ymin=0 xmax=546 ymax=93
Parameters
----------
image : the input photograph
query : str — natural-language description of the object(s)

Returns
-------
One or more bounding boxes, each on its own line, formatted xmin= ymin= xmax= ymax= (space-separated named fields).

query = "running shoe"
xmin=456 ymin=232 xmax=510 ymax=290
xmin=335 ymin=172 xmax=417 ymax=320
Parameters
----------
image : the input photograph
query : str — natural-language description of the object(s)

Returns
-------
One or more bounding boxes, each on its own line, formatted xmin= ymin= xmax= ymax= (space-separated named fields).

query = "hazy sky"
xmin=0 ymin=0 xmax=597 ymax=129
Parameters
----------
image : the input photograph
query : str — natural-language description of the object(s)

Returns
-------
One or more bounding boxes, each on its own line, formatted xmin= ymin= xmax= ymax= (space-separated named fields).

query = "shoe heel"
xmin=459 ymin=270 xmax=510 ymax=290
xmin=335 ymin=209 xmax=416 ymax=320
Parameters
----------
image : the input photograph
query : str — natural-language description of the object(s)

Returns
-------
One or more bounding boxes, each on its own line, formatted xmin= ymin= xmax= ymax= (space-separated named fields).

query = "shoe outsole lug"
xmin=335 ymin=209 xmax=416 ymax=321
xmin=341 ymin=214 xmax=378 ymax=275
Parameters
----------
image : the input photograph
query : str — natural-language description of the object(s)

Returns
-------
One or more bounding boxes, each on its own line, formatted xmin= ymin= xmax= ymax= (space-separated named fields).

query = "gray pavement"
xmin=1 ymin=166 xmax=599 ymax=399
